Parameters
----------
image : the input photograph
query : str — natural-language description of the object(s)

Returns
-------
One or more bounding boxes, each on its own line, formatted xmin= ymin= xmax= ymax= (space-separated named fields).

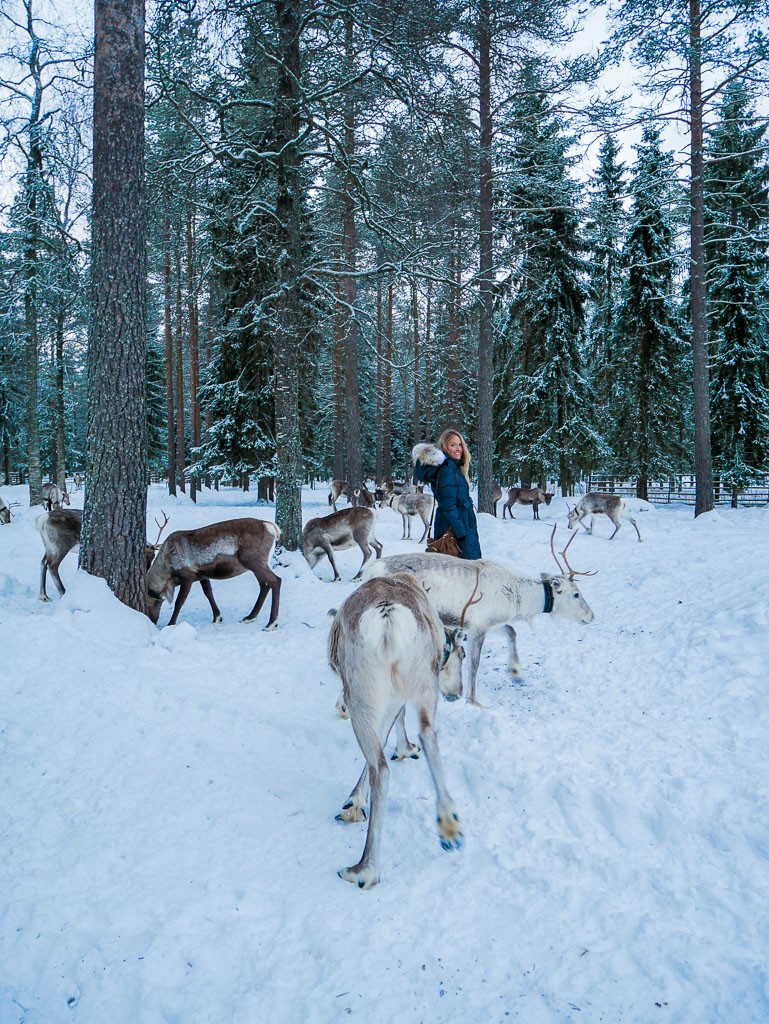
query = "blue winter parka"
xmin=412 ymin=443 xmax=482 ymax=560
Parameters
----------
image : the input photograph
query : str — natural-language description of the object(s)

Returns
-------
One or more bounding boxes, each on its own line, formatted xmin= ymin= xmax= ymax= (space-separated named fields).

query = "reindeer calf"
xmin=329 ymin=573 xmax=466 ymax=888
xmin=302 ymin=507 xmax=382 ymax=581
xmin=147 ymin=517 xmax=281 ymax=627
xmin=567 ymin=492 xmax=643 ymax=542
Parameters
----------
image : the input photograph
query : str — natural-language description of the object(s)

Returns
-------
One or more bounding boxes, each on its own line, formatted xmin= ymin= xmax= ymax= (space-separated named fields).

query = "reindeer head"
xmin=438 ymin=626 xmax=466 ymax=701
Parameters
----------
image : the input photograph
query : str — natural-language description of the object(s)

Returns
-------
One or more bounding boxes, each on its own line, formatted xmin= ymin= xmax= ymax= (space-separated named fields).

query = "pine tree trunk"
xmin=476 ymin=0 xmax=495 ymax=514
xmin=375 ymin=278 xmax=383 ymax=485
xmin=333 ymin=274 xmax=345 ymax=481
xmin=187 ymin=201 xmax=200 ymax=503
xmin=383 ymin=278 xmax=393 ymax=482
xmin=54 ymin=306 xmax=67 ymax=491
xmin=175 ymin=245 xmax=186 ymax=492
xmin=689 ymin=0 xmax=714 ymax=517
xmin=82 ymin=0 xmax=148 ymax=612
xmin=273 ymin=0 xmax=304 ymax=550
xmin=163 ymin=225 xmax=176 ymax=496
xmin=412 ymin=275 xmax=421 ymax=445
xmin=342 ymin=13 xmax=363 ymax=492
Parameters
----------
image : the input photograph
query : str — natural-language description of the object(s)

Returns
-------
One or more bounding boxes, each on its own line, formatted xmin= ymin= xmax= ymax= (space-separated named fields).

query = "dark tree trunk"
xmin=375 ymin=278 xmax=383 ymax=485
xmin=54 ymin=306 xmax=67 ymax=491
xmin=333 ymin=274 xmax=345 ymax=481
xmin=82 ymin=0 xmax=148 ymax=612
xmin=273 ymin=0 xmax=304 ymax=550
xmin=383 ymin=278 xmax=393 ymax=482
xmin=476 ymin=0 xmax=495 ymax=514
xmin=163 ymin=224 xmax=176 ymax=495
xmin=187 ymin=201 xmax=200 ymax=503
xmin=24 ymin=67 xmax=43 ymax=507
xmin=175 ymin=244 xmax=186 ymax=492
xmin=689 ymin=0 xmax=714 ymax=516
xmin=341 ymin=13 xmax=363 ymax=492
xmin=412 ymin=276 xmax=421 ymax=446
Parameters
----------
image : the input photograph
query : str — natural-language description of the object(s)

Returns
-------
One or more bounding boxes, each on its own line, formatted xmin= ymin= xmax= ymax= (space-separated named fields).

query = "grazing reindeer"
xmin=73 ymin=473 xmax=84 ymax=491
xmin=328 ymin=479 xmax=349 ymax=511
xmin=38 ymin=510 xmax=168 ymax=601
xmin=502 ymin=486 xmax=554 ymax=520
xmin=364 ymin=534 xmax=594 ymax=705
xmin=38 ymin=509 xmax=83 ymax=600
xmin=350 ymin=485 xmax=375 ymax=508
xmin=146 ymin=517 xmax=281 ymax=627
xmin=329 ymin=572 xmax=467 ymax=888
xmin=41 ymin=482 xmax=70 ymax=511
xmin=302 ymin=507 xmax=382 ymax=581
xmin=0 ymin=496 xmax=10 ymax=525
xmin=379 ymin=490 xmax=435 ymax=542
xmin=567 ymin=492 xmax=643 ymax=542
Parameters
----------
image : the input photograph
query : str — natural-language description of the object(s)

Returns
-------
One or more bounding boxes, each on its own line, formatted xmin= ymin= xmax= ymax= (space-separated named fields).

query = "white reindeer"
xmin=378 ymin=490 xmax=435 ymax=542
xmin=329 ymin=572 xmax=467 ymax=888
xmin=567 ymin=492 xmax=643 ymax=542
xmin=364 ymin=534 xmax=594 ymax=705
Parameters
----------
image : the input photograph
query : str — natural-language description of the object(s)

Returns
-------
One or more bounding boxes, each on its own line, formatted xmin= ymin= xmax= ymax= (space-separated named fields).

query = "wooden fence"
xmin=586 ymin=475 xmax=769 ymax=507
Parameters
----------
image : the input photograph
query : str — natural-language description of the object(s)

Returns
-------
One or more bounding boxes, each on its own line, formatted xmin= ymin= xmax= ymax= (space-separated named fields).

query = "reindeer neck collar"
xmin=542 ymin=579 xmax=554 ymax=614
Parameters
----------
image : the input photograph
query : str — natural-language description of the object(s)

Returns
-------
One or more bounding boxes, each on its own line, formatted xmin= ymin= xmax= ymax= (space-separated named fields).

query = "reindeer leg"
xmin=391 ymin=706 xmax=420 ymax=761
xmin=322 ymin=541 xmax=342 ymax=581
xmin=39 ymin=557 xmax=52 ymax=601
xmin=418 ymin=703 xmax=463 ymax=853
xmin=242 ymin=568 xmax=281 ymax=629
xmin=630 ymin=516 xmax=643 ymax=543
xmin=502 ymin=624 xmax=523 ymax=680
xmin=338 ymin=703 xmax=402 ymax=824
xmin=609 ymin=518 xmax=621 ymax=539
xmin=353 ymin=543 xmax=372 ymax=581
xmin=49 ymin=561 xmax=67 ymax=598
xmin=465 ymin=630 xmax=486 ymax=707
xmin=199 ymin=579 xmax=223 ymax=623
xmin=167 ymin=579 xmax=193 ymax=625
xmin=418 ymin=517 xmax=429 ymax=543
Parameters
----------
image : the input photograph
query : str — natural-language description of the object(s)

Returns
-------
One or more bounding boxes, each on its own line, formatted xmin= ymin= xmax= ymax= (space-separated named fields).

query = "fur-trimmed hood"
xmin=412 ymin=442 xmax=446 ymax=467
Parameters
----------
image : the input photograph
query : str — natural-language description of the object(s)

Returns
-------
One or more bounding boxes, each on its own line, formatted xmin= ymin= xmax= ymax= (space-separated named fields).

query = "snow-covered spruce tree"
xmin=494 ymin=67 xmax=606 ymax=495
xmin=609 ymin=125 xmax=690 ymax=500
xmin=584 ymin=135 xmax=628 ymax=451
xmin=704 ymin=82 xmax=769 ymax=504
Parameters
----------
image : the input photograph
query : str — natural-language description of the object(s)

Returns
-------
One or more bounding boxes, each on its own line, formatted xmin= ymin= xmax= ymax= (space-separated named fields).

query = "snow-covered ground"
xmin=1 ymin=481 xmax=767 ymax=1024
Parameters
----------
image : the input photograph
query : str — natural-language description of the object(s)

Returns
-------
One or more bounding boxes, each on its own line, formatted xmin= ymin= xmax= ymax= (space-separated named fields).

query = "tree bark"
xmin=273 ymin=0 xmax=304 ymax=550
xmin=175 ymin=244 xmax=186 ymax=492
xmin=475 ymin=0 xmax=495 ymax=514
xmin=186 ymin=201 xmax=200 ymax=502
xmin=689 ymin=0 xmax=714 ymax=516
xmin=163 ymin=222 xmax=176 ymax=496
xmin=82 ymin=0 xmax=148 ymax=611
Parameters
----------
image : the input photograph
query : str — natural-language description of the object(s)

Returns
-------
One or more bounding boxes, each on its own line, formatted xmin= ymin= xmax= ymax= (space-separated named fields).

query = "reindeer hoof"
xmin=336 ymin=803 xmax=366 ymax=823
xmin=391 ymin=744 xmax=420 ymax=761
xmin=338 ymin=865 xmax=379 ymax=889
xmin=39 ymin=595 xmax=51 ymax=603
xmin=438 ymin=811 xmax=464 ymax=851
xmin=214 ymin=615 xmax=223 ymax=623
xmin=263 ymin=621 xmax=278 ymax=631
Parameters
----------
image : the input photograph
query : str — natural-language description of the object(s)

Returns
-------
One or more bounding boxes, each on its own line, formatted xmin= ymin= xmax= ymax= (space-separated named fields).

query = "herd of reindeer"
xmin=2 ymin=469 xmax=644 ymax=888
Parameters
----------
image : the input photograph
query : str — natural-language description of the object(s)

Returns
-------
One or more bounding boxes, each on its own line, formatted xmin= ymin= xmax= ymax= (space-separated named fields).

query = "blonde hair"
xmin=437 ymin=428 xmax=472 ymax=483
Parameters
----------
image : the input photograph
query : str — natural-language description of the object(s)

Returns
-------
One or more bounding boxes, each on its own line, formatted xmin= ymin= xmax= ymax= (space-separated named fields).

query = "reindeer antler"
xmin=152 ymin=510 xmax=170 ymax=548
xmin=550 ymin=524 xmax=597 ymax=580
xmin=460 ymin=567 xmax=483 ymax=629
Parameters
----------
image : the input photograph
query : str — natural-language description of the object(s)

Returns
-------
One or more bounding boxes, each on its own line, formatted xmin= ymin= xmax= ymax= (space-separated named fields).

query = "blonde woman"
xmin=412 ymin=429 xmax=482 ymax=559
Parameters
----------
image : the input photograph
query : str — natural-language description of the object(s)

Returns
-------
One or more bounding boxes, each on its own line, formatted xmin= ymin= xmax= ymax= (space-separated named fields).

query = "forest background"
xmin=1 ymin=0 xmax=769 ymax=590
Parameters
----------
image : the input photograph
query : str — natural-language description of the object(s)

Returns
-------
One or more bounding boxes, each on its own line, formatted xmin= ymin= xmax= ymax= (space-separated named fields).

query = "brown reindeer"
xmin=328 ymin=480 xmax=349 ymax=511
xmin=146 ymin=517 xmax=281 ymax=627
xmin=502 ymin=486 xmax=554 ymax=520
xmin=41 ymin=482 xmax=70 ymax=511
xmin=302 ymin=507 xmax=382 ymax=581
xmin=38 ymin=510 xmax=165 ymax=601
